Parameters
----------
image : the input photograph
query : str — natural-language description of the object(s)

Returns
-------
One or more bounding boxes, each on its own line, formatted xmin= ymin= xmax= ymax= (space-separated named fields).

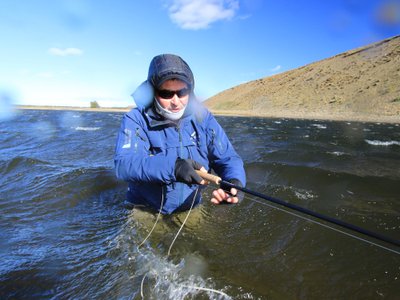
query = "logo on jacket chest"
xmin=190 ymin=131 xmax=198 ymax=145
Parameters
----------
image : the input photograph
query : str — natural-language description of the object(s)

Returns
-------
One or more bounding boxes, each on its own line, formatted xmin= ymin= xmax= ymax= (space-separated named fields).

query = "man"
xmin=114 ymin=54 xmax=246 ymax=214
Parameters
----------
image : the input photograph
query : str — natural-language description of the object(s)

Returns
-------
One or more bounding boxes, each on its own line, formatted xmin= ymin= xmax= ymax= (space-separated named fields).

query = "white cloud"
xmin=238 ymin=14 xmax=251 ymax=20
xmin=48 ymin=47 xmax=83 ymax=56
xmin=270 ymin=65 xmax=282 ymax=72
xmin=166 ymin=0 xmax=239 ymax=30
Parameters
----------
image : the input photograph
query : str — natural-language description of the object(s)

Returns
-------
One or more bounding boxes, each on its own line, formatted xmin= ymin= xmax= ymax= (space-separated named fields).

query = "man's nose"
xmin=170 ymin=95 xmax=179 ymax=105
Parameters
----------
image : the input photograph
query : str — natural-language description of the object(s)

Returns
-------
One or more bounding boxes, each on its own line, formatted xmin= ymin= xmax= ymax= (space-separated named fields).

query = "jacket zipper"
xmin=211 ymin=129 xmax=223 ymax=151
xmin=177 ymin=123 xmax=184 ymax=205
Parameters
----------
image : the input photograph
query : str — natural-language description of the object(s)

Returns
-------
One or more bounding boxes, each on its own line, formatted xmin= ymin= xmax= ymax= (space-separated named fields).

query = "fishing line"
xmin=245 ymin=194 xmax=400 ymax=255
xmin=195 ymin=171 xmax=400 ymax=253
xmin=140 ymin=273 xmax=147 ymax=299
xmin=167 ymin=187 xmax=199 ymax=256
xmin=137 ymin=186 xmax=199 ymax=254
xmin=179 ymin=285 xmax=231 ymax=298
xmin=138 ymin=187 xmax=230 ymax=299
xmin=140 ymin=272 xmax=231 ymax=299
xmin=137 ymin=186 xmax=165 ymax=248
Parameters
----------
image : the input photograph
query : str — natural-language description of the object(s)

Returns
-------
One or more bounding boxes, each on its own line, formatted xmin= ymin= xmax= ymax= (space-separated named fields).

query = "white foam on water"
xmin=75 ymin=126 xmax=101 ymax=131
xmin=311 ymin=123 xmax=327 ymax=129
xmin=133 ymin=247 xmax=231 ymax=299
xmin=365 ymin=139 xmax=400 ymax=146
xmin=294 ymin=189 xmax=316 ymax=201
xmin=328 ymin=151 xmax=345 ymax=156
xmin=115 ymin=215 xmax=233 ymax=300
xmin=59 ymin=111 xmax=83 ymax=129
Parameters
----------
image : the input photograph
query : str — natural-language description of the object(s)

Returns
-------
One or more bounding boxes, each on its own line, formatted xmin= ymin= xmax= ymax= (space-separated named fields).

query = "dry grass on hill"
xmin=205 ymin=35 xmax=400 ymax=123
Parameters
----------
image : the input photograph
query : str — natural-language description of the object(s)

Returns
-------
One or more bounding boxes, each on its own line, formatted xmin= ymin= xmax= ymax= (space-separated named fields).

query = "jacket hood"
xmin=148 ymin=54 xmax=194 ymax=90
xmin=131 ymin=54 xmax=195 ymax=108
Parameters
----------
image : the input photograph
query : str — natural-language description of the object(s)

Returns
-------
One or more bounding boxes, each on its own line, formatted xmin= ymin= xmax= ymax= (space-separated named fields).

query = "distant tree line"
xmin=90 ymin=101 xmax=100 ymax=108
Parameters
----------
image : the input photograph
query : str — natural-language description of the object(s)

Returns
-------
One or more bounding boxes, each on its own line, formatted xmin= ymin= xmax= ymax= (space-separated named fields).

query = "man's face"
xmin=155 ymin=79 xmax=189 ymax=112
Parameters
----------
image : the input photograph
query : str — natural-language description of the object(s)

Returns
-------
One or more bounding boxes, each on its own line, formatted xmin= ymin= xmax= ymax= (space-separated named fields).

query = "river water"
xmin=1 ymin=109 xmax=399 ymax=299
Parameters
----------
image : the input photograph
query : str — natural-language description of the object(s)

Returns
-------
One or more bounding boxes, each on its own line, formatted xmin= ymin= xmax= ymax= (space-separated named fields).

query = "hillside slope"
xmin=205 ymin=35 xmax=400 ymax=123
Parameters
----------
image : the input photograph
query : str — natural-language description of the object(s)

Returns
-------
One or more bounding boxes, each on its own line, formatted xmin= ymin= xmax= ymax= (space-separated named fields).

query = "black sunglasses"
xmin=156 ymin=88 xmax=190 ymax=99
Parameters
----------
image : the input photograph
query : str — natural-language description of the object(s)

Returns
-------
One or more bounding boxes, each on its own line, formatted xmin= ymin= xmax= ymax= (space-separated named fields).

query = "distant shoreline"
xmin=16 ymin=105 xmax=399 ymax=124
xmin=17 ymin=105 xmax=131 ymax=113
xmin=208 ymin=109 xmax=400 ymax=124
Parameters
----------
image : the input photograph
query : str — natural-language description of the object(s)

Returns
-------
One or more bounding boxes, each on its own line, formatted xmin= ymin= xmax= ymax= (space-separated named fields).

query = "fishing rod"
xmin=196 ymin=171 xmax=400 ymax=249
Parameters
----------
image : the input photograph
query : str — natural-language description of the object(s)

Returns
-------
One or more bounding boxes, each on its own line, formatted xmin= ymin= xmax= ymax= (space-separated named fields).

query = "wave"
xmin=0 ymin=156 xmax=51 ymax=175
xmin=1 ymin=155 xmax=123 ymax=207
xmin=365 ymin=139 xmax=400 ymax=146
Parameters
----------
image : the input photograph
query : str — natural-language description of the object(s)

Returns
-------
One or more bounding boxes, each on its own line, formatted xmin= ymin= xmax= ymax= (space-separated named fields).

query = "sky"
xmin=0 ymin=0 xmax=399 ymax=109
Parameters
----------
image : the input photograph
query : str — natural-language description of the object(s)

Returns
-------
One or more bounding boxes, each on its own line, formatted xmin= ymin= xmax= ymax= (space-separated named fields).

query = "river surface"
xmin=1 ymin=109 xmax=399 ymax=299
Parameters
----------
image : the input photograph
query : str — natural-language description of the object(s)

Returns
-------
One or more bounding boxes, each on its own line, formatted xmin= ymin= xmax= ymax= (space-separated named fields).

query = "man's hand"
xmin=211 ymin=179 xmax=244 ymax=205
xmin=174 ymin=158 xmax=207 ymax=185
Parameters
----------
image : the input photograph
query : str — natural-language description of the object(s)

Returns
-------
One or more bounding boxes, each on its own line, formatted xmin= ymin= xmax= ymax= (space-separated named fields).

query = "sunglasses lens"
xmin=177 ymin=88 xmax=190 ymax=97
xmin=157 ymin=90 xmax=175 ymax=99
xmin=157 ymin=88 xmax=190 ymax=99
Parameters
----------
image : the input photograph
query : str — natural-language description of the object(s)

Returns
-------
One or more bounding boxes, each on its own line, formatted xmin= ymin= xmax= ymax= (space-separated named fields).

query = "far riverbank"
xmin=16 ymin=105 xmax=399 ymax=124
xmin=17 ymin=105 xmax=131 ymax=113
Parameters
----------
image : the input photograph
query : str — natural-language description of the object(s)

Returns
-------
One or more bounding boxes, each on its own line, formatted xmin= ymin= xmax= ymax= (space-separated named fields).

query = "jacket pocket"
xmin=210 ymin=128 xmax=224 ymax=154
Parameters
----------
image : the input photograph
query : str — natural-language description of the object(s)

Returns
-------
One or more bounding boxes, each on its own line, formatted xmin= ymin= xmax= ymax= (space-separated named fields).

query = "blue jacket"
xmin=114 ymin=101 xmax=246 ymax=214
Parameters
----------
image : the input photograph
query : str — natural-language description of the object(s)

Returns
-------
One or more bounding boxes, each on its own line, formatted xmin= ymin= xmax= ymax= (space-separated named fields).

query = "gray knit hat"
xmin=132 ymin=54 xmax=195 ymax=108
xmin=147 ymin=54 xmax=194 ymax=90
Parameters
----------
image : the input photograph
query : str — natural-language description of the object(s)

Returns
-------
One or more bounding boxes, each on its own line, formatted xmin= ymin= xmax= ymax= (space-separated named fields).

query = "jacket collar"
xmin=144 ymin=104 xmax=193 ymax=129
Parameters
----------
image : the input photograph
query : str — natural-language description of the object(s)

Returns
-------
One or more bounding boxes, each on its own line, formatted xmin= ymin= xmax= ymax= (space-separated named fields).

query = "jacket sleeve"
xmin=205 ymin=112 xmax=246 ymax=186
xmin=114 ymin=112 xmax=176 ymax=184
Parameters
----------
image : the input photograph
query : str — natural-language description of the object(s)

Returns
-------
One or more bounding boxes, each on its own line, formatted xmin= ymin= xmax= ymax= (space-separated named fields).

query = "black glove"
xmin=174 ymin=158 xmax=203 ymax=184
xmin=220 ymin=178 xmax=245 ymax=202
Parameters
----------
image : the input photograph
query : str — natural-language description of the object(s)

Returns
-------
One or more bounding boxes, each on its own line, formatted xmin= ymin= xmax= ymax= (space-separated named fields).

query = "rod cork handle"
xmin=196 ymin=171 xmax=221 ymax=185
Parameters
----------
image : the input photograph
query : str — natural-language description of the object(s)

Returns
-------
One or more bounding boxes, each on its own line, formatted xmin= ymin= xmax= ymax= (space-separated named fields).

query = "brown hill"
xmin=205 ymin=35 xmax=400 ymax=123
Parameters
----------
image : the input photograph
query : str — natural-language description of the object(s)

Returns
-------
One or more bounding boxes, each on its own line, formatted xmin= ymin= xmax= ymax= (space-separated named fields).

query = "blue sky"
xmin=0 ymin=0 xmax=399 ymax=108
